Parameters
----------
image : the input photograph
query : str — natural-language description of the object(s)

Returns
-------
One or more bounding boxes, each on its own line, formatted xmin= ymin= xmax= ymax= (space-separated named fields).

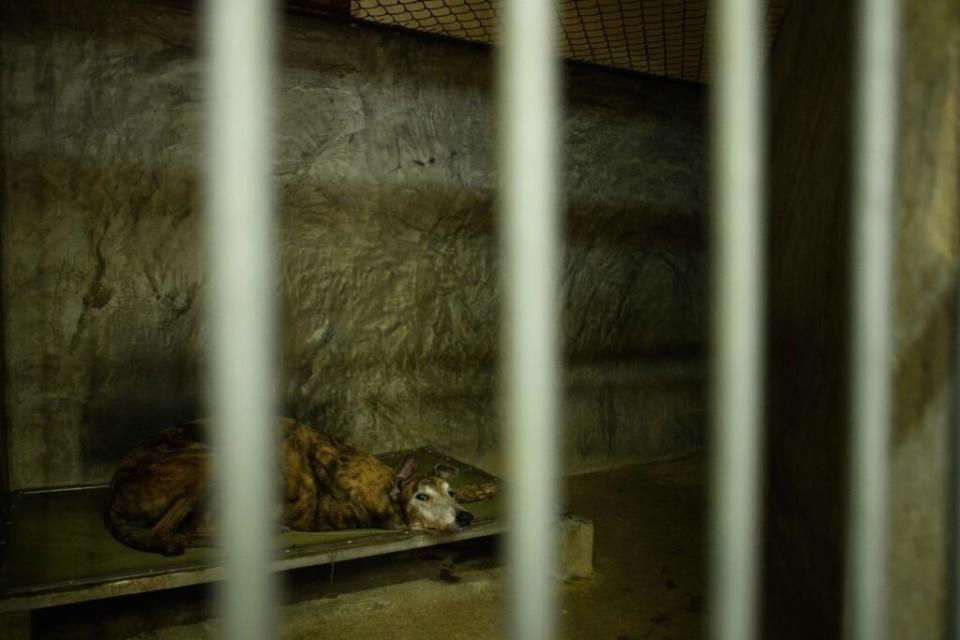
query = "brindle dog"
xmin=104 ymin=417 xmax=498 ymax=555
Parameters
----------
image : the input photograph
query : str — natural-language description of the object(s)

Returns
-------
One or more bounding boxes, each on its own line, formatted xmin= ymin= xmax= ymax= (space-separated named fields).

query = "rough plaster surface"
xmin=1 ymin=0 xmax=707 ymax=489
xmin=887 ymin=0 xmax=958 ymax=635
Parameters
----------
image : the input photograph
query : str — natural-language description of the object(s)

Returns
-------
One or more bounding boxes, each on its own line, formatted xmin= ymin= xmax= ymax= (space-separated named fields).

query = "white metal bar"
xmin=205 ymin=0 xmax=278 ymax=639
xmin=709 ymin=0 xmax=766 ymax=638
xmin=497 ymin=0 xmax=562 ymax=636
xmin=844 ymin=0 xmax=899 ymax=637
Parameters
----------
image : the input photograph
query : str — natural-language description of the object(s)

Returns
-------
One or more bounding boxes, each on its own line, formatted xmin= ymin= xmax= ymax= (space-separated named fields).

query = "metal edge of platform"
xmin=0 ymin=446 xmax=504 ymax=614
xmin=0 ymin=520 xmax=506 ymax=614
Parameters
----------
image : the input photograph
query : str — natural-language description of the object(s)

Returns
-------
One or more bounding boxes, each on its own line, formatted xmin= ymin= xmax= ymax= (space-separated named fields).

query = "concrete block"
xmin=556 ymin=514 xmax=594 ymax=579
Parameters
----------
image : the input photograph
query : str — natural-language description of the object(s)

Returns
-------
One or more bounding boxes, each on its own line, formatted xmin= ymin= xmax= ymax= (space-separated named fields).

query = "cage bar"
xmin=709 ymin=0 xmax=766 ymax=639
xmin=204 ymin=0 xmax=279 ymax=638
xmin=497 ymin=0 xmax=562 ymax=637
xmin=843 ymin=0 xmax=899 ymax=638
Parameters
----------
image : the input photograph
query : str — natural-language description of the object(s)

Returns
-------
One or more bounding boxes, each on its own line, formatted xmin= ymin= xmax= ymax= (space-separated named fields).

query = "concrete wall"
xmin=887 ymin=0 xmax=958 ymax=634
xmin=0 ymin=0 xmax=708 ymax=489
xmin=763 ymin=0 xmax=959 ymax=637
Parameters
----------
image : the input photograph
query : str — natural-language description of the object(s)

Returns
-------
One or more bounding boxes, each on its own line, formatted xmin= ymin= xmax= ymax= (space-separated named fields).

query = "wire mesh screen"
xmin=350 ymin=0 xmax=789 ymax=82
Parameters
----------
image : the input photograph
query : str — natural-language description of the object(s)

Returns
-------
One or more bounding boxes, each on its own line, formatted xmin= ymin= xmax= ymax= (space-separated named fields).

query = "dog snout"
xmin=456 ymin=510 xmax=474 ymax=527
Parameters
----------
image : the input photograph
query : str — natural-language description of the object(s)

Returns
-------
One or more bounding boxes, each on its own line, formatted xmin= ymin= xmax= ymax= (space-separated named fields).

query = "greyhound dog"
xmin=104 ymin=417 xmax=497 ymax=555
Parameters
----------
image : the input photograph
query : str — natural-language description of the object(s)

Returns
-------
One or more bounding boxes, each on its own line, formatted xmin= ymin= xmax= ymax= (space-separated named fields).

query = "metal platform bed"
xmin=0 ymin=447 xmax=504 ymax=622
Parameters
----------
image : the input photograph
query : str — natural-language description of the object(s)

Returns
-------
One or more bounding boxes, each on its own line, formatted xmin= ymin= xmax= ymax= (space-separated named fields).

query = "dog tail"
xmin=103 ymin=504 xmax=180 ymax=556
xmin=455 ymin=481 xmax=499 ymax=503
xmin=103 ymin=487 xmax=213 ymax=556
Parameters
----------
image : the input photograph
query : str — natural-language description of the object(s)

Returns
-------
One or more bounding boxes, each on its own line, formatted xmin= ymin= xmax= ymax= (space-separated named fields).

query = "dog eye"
xmin=415 ymin=493 xmax=429 ymax=501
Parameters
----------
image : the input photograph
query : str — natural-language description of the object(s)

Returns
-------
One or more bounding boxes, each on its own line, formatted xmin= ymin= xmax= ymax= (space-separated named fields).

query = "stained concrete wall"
xmin=887 ymin=0 xmax=958 ymax=634
xmin=1 ymin=1 xmax=707 ymax=489
xmin=763 ymin=0 xmax=959 ymax=637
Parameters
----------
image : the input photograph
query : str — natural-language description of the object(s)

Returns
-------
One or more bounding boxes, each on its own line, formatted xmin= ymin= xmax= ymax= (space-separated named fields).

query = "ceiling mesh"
xmin=349 ymin=0 xmax=789 ymax=82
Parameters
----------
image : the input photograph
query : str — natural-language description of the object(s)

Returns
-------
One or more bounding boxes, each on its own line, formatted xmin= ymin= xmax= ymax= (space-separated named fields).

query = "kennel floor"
xmin=0 ymin=447 xmax=503 ymax=614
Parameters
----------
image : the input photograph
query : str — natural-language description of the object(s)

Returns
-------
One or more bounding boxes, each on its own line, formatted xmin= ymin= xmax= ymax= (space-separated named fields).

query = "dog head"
xmin=392 ymin=457 xmax=474 ymax=532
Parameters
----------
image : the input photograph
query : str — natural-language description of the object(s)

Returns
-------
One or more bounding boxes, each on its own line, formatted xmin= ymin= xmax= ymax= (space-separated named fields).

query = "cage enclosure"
xmin=1 ymin=0 xmax=957 ymax=639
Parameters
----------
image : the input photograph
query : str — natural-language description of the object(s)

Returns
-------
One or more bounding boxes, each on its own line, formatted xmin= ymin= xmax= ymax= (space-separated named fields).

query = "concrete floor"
xmin=33 ymin=455 xmax=705 ymax=639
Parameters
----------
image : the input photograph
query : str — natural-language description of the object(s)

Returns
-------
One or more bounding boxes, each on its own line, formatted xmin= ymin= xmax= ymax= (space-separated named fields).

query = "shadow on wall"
xmin=80 ymin=349 xmax=203 ymax=472
xmin=761 ymin=0 xmax=854 ymax=637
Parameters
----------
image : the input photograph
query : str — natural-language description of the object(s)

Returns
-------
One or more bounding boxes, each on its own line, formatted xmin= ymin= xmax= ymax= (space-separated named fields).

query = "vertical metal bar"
xmin=497 ymin=0 xmax=561 ymax=636
xmin=844 ymin=0 xmax=899 ymax=637
xmin=205 ymin=0 xmax=278 ymax=639
xmin=709 ymin=0 xmax=765 ymax=638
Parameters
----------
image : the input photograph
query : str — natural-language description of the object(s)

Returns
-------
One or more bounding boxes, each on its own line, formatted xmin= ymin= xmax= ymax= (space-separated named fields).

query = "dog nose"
xmin=456 ymin=510 xmax=474 ymax=527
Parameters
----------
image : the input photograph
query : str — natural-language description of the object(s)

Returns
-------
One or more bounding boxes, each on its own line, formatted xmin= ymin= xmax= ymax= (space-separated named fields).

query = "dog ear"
xmin=393 ymin=455 xmax=417 ymax=489
xmin=434 ymin=463 xmax=459 ymax=480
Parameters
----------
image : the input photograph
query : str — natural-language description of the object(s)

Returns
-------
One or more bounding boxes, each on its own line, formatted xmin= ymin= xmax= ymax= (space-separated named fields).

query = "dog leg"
xmin=150 ymin=494 xmax=197 ymax=555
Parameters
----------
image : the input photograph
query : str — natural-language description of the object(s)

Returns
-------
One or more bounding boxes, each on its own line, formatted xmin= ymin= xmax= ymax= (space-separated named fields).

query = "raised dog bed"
xmin=0 ymin=448 xmax=503 ymax=621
